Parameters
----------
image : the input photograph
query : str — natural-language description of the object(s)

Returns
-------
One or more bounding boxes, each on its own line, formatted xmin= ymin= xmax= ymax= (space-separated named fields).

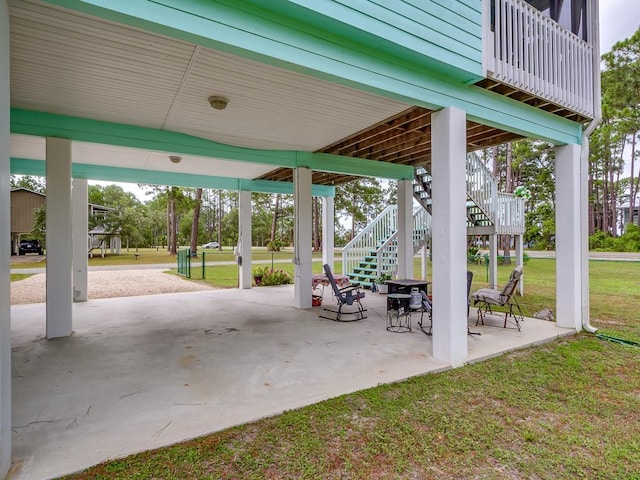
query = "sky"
xmin=599 ymin=0 xmax=639 ymax=55
xmin=95 ymin=3 xmax=640 ymax=200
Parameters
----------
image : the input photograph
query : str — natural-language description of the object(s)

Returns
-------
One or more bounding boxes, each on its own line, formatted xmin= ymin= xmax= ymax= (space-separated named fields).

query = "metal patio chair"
xmin=319 ymin=264 xmax=367 ymax=322
xmin=471 ymin=266 xmax=524 ymax=331
xmin=418 ymin=271 xmax=480 ymax=336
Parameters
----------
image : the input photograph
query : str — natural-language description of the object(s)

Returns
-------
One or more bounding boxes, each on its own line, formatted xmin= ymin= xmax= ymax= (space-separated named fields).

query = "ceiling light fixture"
xmin=169 ymin=155 xmax=182 ymax=164
xmin=208 ymin=95 xmax=229 ymax=110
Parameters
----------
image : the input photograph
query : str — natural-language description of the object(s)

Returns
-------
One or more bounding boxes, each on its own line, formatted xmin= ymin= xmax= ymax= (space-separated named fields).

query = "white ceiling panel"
xmin=74 ymin=143 xmax=275 ymax=179
xmin=164 ymin=48 xmax=410 ymax=150
xmin=10 ymin=135 xmax=276 ymax=180
xmin=10 ymin=0 xmax=195 ymax=128
xmin=10 ymin=134 xmax=45 ymax=160
xmin=9 ymin=0 xmax=411 ymax=156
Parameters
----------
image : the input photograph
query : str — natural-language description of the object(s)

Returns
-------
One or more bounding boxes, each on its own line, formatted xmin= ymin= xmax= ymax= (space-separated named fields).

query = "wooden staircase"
xmin=341 ymin=154 xmax=525 ymax=286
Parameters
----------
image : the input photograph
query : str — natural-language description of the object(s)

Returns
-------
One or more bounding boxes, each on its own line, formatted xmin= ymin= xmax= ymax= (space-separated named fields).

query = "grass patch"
xmin=10 ymin=247 xmax=323 ymax=268
xmin=10 ymin=273 xmax=32 ymax=282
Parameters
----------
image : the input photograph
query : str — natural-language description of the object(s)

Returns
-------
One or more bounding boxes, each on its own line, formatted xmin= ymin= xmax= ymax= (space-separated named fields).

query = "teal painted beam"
xmin=10 ymin=109 xmax=414 ymax=180
xmin=10 ymin=158 xmax=336 ymax=196
xmin=38 ymin=0 xmax=584 ymax=145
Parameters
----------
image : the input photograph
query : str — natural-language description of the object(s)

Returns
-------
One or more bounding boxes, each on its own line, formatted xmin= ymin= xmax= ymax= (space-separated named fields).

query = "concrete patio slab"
xmin=10 ymin=286 xmax=572 ymax=480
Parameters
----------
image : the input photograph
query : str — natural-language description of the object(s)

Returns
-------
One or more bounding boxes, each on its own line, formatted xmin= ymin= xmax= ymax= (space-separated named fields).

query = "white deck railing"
xmin=485 ymin=0 xmax=594 ymax=118
xmin=466 ymin=152 xmax=525 ymax=235
xmin=495 ymin=192 xmax=526 ymax=235
xmin=378 ymin=208 xmax=431 ymax=276
xmin=341 ymin=206 xmax=431 ymax=278
xmin=341 ymin=205 xmax=397 ymax=276
xmin=466 ymin=153 xmax=498 ymax=223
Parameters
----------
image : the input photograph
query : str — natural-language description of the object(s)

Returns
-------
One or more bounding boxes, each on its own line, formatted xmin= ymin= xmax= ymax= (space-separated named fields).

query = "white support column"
xmin=514 ymin=234 xmax=524 ymax=295
xmin=72 ymin=178 xmax=88 ymax=302
xmin=397 ymin=179 xmax=414 ymax=278
xmin=488 ymin=234 xmax=498 ymax=288
xmin=431 ymin=107 xmax=468 ymax=367
xmin=238 ymin=190 xmax=252 ymax=289
xmin=555 ymin=143 xmax=582 ymax=330
xmin=293 ymin=167 xmax=313 ymax=308
xmin=321 ymin=196 xmax=334 ymax=270
xmin=0 ymin=0 xmax=12 ymax=475
xmin=46 ymin=138 xmax=73 ymax=339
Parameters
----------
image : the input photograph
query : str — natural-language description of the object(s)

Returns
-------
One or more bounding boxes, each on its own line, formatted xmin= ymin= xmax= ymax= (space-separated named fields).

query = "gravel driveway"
xmin=11 ymin=269 xmax=215 ymax=305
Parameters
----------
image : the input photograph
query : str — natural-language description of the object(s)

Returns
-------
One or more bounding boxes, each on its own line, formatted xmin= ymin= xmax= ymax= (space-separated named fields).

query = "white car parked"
xmin=202 ymin=241 xmax=220 ymax=249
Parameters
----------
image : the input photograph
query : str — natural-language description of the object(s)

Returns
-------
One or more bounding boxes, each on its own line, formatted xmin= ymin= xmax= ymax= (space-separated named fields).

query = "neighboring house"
xmin=9 ymin=188 xmax=45 ymax=254
xmin=10 ymin=188 xmax=120 ymax=255
xmin=0 ymin=1 xmax=602 ymax=476
xmin=618 ymin=202 xmax=640 ymax=232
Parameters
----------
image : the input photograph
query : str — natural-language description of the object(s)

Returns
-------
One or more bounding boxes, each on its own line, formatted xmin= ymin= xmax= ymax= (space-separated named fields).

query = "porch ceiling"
xmin=10 ymin=0 xmax=523 ymax=188
xmin=257 ymin=106 xmax=524 ymax=185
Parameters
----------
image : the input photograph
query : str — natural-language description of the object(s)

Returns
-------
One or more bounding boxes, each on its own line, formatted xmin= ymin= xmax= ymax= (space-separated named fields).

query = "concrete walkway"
xmin=10 ymin=286 xmax=572 ymax=480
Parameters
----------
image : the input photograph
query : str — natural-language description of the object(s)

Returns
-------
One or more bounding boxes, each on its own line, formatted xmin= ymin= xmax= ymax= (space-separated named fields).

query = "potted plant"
xmin=252 ymin=265 xmax=269 ymax=286
xmin=375 ymin=273 xmax=392 ymax=294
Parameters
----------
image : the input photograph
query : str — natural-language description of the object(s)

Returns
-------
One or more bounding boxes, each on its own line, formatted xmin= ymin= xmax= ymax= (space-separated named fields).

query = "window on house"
xmin=524 ymin=0 xmax=588 ymax=41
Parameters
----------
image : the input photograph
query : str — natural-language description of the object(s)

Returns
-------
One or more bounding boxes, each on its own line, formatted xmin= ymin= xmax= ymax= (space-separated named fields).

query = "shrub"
xmin=261 ymin=268 xmax=292 ymax=286
xmin=266 ymin=239 xmax=282 ymax=252
xmin=252 ymin=266 xmax=270 ymax=277
xmin=252 ymin=266 xmax=291 ymax=286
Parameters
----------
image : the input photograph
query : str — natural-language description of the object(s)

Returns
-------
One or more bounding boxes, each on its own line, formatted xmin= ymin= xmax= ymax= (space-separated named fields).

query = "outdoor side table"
xmin=386 ymin=293 xmax=412 ymax=333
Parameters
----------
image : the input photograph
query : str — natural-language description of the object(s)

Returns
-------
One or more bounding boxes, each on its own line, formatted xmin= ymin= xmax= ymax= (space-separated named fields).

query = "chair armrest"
xmin=339 ymin=285 xmax=361 ymax=294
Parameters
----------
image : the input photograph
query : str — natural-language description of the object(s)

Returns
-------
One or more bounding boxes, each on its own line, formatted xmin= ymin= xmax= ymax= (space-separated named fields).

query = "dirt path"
xmin=11 ymin=269 xmax=215 ymax=305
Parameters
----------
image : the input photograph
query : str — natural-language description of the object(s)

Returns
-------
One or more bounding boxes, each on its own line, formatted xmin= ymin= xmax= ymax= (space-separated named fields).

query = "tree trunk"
xmin=602 ymin=152 xmax=610 ymax=235
xmin=492 ymin=146 xmax=499 ymax=178
xmin=190 ymin=188 xmax=203 ymax=256
xmin=217 ymin=190 xmax=223 ymax=250
xmin=270 ymin=194 xmax=280 ymax=244
xmin=166 ymin=188 xmax=172 ymax=253
xmin=588 ymin=175 xmax=595 ymax=234
xmin=169 ymin=188 xmax=178 ymax=255
xmin=313 ymin=196 xmax=321 ymax=251
xmin=631 ymin=131 xmax=640 ymax=227
xmin=502 ymin=144 xmax=513 ymax=263
xmin=350 ymin=194 xmax=356 ymax=240
xmin=609 ymin=156 xmax=618 ymax=236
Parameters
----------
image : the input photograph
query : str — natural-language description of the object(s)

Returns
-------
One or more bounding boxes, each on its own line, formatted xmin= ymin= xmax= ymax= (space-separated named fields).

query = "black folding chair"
xmin=418 ymin=271 xmax=480 ymax=336
xmin=319 ymin=264 xmax=367 ymax=322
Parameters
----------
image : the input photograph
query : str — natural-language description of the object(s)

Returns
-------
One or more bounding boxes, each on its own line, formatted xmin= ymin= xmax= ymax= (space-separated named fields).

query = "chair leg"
xmin=504 ymin=298 xmax=524 ymax=331
xmin=476 ymin=303 xmax=490 ymax=326
xmin=320 ymin=300 xmax=367 ymax=322
xmin=418 ymin=310 xmax=432 ymax=336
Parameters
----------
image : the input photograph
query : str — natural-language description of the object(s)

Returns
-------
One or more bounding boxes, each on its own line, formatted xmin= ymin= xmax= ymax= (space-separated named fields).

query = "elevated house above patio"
xmin=0 ymin=1 xmax=601 ymax=477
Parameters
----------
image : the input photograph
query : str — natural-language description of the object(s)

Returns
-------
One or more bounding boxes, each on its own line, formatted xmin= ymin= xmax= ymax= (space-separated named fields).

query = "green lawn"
xmin=10 ymin=247 xmax=323 ymax=268
xmin=10 ymin=273 xmax=32 ymax=282
xmin=57 ymin=257 xmax=640 ymax=480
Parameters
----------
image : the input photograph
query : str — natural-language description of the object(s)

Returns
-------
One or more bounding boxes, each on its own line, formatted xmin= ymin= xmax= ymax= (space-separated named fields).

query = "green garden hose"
xmin=595 ymin=333 xmax=640 ymax=348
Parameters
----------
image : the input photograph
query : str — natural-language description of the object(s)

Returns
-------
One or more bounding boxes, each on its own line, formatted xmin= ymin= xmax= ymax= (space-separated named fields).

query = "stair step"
xmin=348 ymin=273 xmax=377 ymax=282
xmin=352 ymin=268 xmax=376 ymax=275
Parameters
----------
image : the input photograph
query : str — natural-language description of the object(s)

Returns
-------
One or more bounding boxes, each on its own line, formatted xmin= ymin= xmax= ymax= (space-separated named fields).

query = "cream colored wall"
xmin=10 ymin=189 xmax=45 ymax=234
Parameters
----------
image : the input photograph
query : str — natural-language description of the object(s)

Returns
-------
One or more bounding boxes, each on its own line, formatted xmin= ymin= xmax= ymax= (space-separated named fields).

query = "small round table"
xmin=386 ymin=293 xmax=412 ymax=333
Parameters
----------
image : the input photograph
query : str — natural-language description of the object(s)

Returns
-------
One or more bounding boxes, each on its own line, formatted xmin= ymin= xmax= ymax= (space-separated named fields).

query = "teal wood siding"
xmin=282 ymin=0 xmax=483 ymax=82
